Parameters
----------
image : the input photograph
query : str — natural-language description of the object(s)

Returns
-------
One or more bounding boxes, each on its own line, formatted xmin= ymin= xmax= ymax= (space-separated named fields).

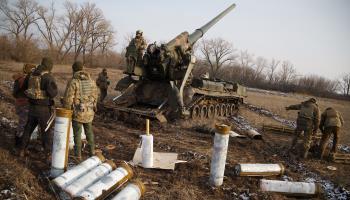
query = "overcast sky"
xmin=40 ymin=0 xmax=350 ymax=79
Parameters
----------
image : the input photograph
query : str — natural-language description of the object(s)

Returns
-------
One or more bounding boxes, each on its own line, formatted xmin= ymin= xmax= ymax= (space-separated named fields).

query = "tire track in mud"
xmin=234 ymin=104 xmax=350 ymax=200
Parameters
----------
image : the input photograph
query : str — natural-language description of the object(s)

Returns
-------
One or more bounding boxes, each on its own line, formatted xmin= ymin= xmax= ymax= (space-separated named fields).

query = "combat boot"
xmin=75 ymin=151 xmax=82 ymax=162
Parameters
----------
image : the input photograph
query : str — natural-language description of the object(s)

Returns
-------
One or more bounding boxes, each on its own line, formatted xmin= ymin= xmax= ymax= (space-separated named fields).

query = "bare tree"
xmin=199 ymin=38 xmax=236 ymax=79
xmin=278 ymin=60 xmax=297 ymax=84
xmin=0 ymin=0 xmax=40 ymax=61
xmin=298 ymin=75 xmax=339 ymax=95
xmin=36 ymin=1 xmax=79 ymax=62
xmin=35 ymin=1 xmax=58 ymax=57
xmin=63 ymin=2 xmax=115 ymax=64
xmin=86 ymin=10 xmax=114 ymax=65
xmin=237 ymin=50 xmax=255 ymax=83
xmin=253 ymin=56 xmax=267 ymax=81
xmin=0 ymin=0 xmax=39 ymax=40
xmin=267 ymin=58 xmax=280 ymax=83
xmin=98 ymin=25 xmax=115 ymax=55
xmin=340 ymin=73 xmax=350 ymax=96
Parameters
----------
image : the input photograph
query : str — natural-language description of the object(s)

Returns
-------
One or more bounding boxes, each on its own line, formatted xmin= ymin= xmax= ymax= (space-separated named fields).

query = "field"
xmin=0 ymin=61 xmax=349 ymax=200
xmin=246 ymin=89 xmax=350 ymax=146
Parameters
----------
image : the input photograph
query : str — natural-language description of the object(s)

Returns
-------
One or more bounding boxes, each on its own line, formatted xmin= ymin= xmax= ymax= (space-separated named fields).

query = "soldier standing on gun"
xmin=19 ymin=58 xmax=58 ymax=159
xmin=96 ymin=68 xmax=110 ymax=102
xmin=12 ymin=64 xmax=36 ymax=149
xmin=286 ymin=98 xmax=320 ymax=159
xmin=62 ymin=61 xmax=98 ymax=161
xmin=318 ymin=107 xmax=344 ymax=159
xmin=130 ymin=30 xmax=147 ymax=64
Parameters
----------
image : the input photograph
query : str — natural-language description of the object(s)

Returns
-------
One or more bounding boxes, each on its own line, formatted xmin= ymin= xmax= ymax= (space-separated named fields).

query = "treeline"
xmin=193 ymin=38 xmax=350 ymax=99
xmin=1 ymin=1 xmax=349 ymax=99
xmin=0 ymin=0 xmax=123 ymax=67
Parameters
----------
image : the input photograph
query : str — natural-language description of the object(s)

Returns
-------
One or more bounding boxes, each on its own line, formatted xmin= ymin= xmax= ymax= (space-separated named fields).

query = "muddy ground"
xmin=0 ymin=61 xmax=349 ymax=200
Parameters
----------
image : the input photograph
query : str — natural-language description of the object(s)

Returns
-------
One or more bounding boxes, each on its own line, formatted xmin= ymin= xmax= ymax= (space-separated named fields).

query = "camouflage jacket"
xmin=320 ymin=108 xmax=344 ymax=129
xmin=96 ymin=72 xmax=110 ymax=89
xmin=62 ymin=71 xmax=98 ymax=123
xmin=132 ymin=36 xmax=147 ymax=51
xmin=287 ymin=101 xmax=320 ymax=129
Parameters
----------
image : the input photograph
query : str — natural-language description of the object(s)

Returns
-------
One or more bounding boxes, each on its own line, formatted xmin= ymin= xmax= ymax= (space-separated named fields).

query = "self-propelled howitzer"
xmin=131 ymin=3 xmax=236 ymax=81
xmin=106 ymin=3 xmax=246 ymax=122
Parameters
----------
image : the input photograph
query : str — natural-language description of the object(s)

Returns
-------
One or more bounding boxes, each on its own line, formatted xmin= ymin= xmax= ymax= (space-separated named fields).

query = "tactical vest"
xmin=76 ymin=79 xmax=94 ymax=112
xmin=134 ymin=38 xmax=144 ymax=50
xmin=24 ymin=74 xmax=48 ymax=100
xmin=325 ymin=109 xmax=341 ymax=127
xmin=298 ymin=103 xmax=314 ymax=119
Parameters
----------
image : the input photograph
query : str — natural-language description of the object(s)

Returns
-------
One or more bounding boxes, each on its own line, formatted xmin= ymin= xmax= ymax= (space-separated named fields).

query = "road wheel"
xmin=208 ymin=105 xmax=215 ymax=118
xmin=225 ymin=104 xmax=231 ymax=116
xmin=191 ymin=105 xmax=201 ymax=120
xmin=200 ymin=105 xmax=208 ymax=119
xmin=215 ymin=104 xmax=220 ymax=117
xmin=230 ymin=104 xmax=236 ymax=115
xmin=220 ymin=104 xmax=226 ymax=117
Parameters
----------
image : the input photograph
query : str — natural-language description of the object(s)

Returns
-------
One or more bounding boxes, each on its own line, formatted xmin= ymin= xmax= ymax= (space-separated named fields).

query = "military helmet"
xmin=41 ymin=57 xmax=53 ymax=72
xmin=72 ymin=61 xmax=84 ymax=72
xmin=23 ymin=63 xmax=36 ymax=74
xmin=136 ymin=30 xmax=143 ymax=35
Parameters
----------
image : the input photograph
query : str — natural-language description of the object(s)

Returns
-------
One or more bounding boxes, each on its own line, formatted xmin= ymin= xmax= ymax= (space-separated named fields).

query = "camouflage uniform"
xmin=318 ymin=107 xmax=344 ymax=159
xmin=96 ymin=68 xmax=110 ymax=102
xmin=129 ymin=30 xmax=147 ymax=65
xmin=20 ymin=58 xmax=58 ymax=157
xmin=62 ymin=61 xmax=98 ymax=159
xmin=286 ymin=98 xmax=320 ymax=158
xmin=12 ymin=64 xmax=36 ymax=147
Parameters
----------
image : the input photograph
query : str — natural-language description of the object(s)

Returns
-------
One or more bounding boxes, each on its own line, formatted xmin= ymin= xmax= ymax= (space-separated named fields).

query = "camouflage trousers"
xmin=290 ymin=119 xmax=314 ymax=158
xmin=72 ymin=120 xmax=95 ymax=158
xmin=15 ymin=105 xmax=29 ymax=138
xmin=318 ymin=126 xmax=339 ymax=159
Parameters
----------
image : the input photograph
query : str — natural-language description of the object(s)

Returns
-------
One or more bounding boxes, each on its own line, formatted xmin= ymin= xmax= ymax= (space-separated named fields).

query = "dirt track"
xmin=0 ymin=61 xmax=349 ymax=200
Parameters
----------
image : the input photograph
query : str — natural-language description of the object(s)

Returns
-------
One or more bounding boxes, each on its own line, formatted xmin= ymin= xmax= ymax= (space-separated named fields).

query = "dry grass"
xmin=246 ymin=90 xmax=350 ymax=145
xmin=0 ymin=148 xmax=54 ymax=200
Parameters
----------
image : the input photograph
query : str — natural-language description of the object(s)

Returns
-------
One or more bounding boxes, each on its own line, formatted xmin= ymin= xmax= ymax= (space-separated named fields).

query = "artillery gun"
xmin=104 ymin=3 xmax=246 ymax=122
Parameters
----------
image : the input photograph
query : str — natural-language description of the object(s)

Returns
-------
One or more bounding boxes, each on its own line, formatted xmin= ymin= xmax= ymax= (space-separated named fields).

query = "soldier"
xmin=96 ymin=68 xmax=110 ymax=102
xmin=62 ymin=61 xmax=98 ymax=160
xmin=130 ymin=30 xmax=147 ymax=64
xmin=19 ymin=58 xmax=58 ymax=158
xmin=12 ymin=64 xmax=36 ymax=148
xmin=318 ymin=107 xmax=344 ymax=159
xmin=286 ymin=98 xmax=320 ymax=158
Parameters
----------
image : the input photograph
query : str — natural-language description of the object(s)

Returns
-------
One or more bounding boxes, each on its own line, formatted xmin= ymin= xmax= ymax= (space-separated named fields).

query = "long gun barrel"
xmin=188 ymin=3 xmax=236 ymax=45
